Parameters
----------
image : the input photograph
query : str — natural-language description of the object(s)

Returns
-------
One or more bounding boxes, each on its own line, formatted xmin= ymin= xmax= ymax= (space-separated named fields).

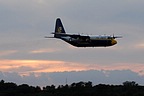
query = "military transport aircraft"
xmin=45 ymin=18 xmax=121 ymax=47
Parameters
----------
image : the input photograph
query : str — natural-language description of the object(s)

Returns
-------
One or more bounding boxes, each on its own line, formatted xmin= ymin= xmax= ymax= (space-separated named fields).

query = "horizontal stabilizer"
xmin=44 ymin=36 xmax=55 ymax=38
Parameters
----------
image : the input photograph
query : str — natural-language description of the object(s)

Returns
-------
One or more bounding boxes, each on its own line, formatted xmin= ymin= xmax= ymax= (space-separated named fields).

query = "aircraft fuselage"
xmin=46 ymin=18 xmax=121 ymax=47
xmin=58 ymin=35 xmax=117 ymax=47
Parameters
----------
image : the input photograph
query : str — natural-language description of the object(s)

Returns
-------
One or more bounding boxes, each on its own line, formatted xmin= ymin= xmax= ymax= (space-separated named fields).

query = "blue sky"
xmin=0 ymin=0 xmax=144 ymax=86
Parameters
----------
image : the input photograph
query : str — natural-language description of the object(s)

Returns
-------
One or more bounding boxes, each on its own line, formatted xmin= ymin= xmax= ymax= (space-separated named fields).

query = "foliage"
xmin=0 ymin=80 xmax=144 ymax=96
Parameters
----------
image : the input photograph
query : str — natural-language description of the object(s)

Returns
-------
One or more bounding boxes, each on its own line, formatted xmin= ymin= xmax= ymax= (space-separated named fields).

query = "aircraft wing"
xmin=51 ymin=32 xmax=89 ymax=38
xmin=51 ymin=32 xmax=79 ymax=38
xmin=66 ymin=34 xmax=90 ymax=41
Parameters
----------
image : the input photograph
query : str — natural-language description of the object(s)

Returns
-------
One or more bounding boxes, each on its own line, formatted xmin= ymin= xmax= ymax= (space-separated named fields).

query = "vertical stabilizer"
xmin=54 ymin=18 xmax=65 ymax=37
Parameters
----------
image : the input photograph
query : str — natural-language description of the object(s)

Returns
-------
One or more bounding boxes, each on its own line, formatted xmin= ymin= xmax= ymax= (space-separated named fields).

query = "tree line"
xmin=0 ymin=80 xmax=144 ymax=96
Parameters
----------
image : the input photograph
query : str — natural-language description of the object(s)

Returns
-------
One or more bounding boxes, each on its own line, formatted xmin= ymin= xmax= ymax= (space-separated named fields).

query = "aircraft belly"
xmin=90 ymin=40 xmax=111 ymax=47
xmin=66 ymin=40 xmax=112 ymax=47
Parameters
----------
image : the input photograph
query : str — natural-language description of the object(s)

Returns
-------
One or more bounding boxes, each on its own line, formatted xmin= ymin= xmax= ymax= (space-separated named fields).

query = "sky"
xmin=0 ymin=0 xmax=144 ymax=86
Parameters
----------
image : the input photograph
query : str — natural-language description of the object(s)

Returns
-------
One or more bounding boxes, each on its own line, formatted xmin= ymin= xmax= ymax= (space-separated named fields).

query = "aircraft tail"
xmin=54 ymin=18 xmax=66 ymax=38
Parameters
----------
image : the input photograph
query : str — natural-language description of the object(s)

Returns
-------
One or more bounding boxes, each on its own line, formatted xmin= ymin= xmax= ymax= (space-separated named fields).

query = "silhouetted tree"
xmin=35 ymin=86 xmax=41 ymax=92
xmin=0 ymin=80 xmax=4 ymax=84
xmin=43 ymin=85 xmax=55 ymax=92
xmin=0 ymin=80 xmax=144 ymax=96
xmin=123 ymin=81 xmax=138 ymax=86
xmin=18 ymin=84 xmax=32 ymax=93
xmin=85 ymin=81 xmax=92 ymax=88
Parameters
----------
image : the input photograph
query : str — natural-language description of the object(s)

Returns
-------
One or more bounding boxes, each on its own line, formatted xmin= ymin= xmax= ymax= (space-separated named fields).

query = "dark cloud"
xmin=0 ymin=70 xmax=144 ymax=87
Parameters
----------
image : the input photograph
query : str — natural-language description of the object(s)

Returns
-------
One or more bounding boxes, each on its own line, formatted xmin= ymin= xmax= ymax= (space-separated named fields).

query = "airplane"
xmin=45 ymin=18 xmax=122 ymax=47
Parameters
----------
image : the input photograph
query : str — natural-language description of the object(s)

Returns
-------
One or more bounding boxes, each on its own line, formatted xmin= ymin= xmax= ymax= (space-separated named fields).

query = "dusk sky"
xmin=0 ymin=0 xmax=144 ymax=86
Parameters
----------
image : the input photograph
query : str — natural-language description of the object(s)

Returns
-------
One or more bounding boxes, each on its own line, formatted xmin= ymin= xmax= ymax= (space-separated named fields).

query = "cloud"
xmin=0 ymin=50 xmax=17 ymax=56
xmin=135 ymin=43 xmax=144 ymax=49
xmin=0 ymin=60 xmax=94 ymax=74
xmin=0 ymin=59 xmax=144 ymax=77
xmin=30 ymin=48 xmax=60 ymax=54
xmin=0 ymin=70 xmax=144 ymax=87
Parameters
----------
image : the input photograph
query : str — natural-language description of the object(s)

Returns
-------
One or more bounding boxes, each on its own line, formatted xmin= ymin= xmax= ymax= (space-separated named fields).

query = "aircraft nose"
xmin=111 ymin=39 xmax=117 ymax=45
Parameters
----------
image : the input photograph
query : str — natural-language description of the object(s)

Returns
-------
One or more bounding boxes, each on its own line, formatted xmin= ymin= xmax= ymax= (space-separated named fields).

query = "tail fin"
xmin=54 ymin=18 xmax=65 ymax=37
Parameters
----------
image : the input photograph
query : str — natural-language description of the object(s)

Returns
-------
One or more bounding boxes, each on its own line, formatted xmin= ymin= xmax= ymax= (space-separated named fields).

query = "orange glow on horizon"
xmin=0 ymin=59 xmax=144 ymax=76
xmin=30 ymin=48 xmax=60 ymax=54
